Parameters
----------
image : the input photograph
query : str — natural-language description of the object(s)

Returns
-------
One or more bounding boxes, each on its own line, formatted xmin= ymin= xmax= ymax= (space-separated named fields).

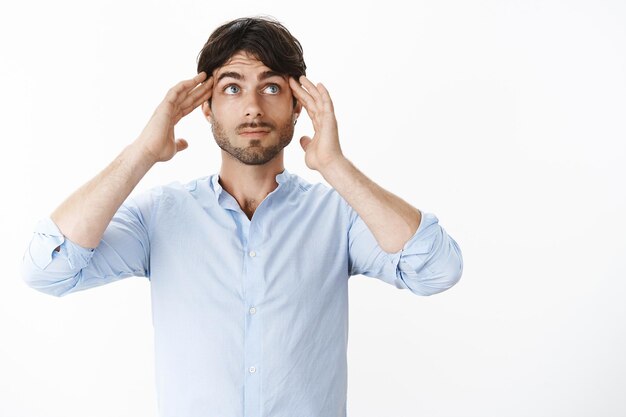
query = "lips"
xmin=239 ymin=129 xmax=270 ymax=139
xmin=239 ymin=129 xmax=270 ymax=134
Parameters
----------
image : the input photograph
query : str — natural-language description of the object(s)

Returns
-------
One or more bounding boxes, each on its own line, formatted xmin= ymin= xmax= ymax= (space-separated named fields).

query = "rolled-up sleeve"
xmin=20 ymin=186 xmax=160 ymax=297
xmin=347 ymin=208 xmax=463 ymax=296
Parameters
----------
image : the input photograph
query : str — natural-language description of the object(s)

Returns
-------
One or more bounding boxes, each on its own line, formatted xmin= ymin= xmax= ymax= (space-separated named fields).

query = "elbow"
xmin=401 ymin=238 xmax=463 ymax=296
xmin=436 ymin=243 xmax=463 ymax=293
xmin=444 ymin=238 xmax=463 ymax=287
xmin=21 ymin=275 xmax=71 ymax=298
xmin=433 ymin=239 xmax=463 ymax=294
xmin=25 ymin=285 xmax=70 ymax=298
xmin=20 ymin=231 xmax=90 ymax=297
xmin=20 ymin=255 xmax=78 ymax=298
xmin=21 ymin=272 xmax=75 ymax=298
xmin=416 ymin=262 xmax=462 ymax=296
xmin=429 ymin=238 xmax=463 ymax=295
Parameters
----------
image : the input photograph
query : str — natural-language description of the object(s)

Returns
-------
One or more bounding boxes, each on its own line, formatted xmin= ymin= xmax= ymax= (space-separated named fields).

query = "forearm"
xmin=50 ymin=142 xmax=156 ymax=249
xmin=320 ymin=157 xmax=422 ymax=253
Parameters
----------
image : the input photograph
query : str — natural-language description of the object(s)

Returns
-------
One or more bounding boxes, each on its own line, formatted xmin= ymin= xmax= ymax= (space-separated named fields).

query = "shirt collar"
xmin=210 ymin=168 xmax=292 ymax=201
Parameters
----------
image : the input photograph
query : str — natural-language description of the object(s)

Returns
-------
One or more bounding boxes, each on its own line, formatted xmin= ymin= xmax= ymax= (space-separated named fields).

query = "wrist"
xmin=127 ymin=142 xmax=159 ymax=168
xmin=319 ymin=156 xmax=352 ymax=181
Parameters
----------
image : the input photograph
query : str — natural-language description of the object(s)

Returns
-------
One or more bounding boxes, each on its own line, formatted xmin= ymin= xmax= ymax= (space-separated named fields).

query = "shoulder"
xmin=288 ymin=171 xmax=332 ymax=196
xmin=287 ymin=171 xmax=349 ymax=211
xmin=134 ymin=175 xmax=211 ymax=211
xmin=164 ymin=175 xmax=211 ymax=194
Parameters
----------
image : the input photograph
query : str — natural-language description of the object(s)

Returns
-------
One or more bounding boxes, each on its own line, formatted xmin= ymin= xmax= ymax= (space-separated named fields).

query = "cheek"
xmin=211 ymin=92 xmax=235 ymax=109
xmin=266 ymin=98 xmax=295 ymax=119
xmin=210 ymin=102 xmax=235 ymax=124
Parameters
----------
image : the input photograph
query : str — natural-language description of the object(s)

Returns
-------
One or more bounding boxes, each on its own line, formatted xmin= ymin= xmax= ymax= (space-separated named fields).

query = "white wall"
xmin=2 ymin=0 xmax=625 ymax=415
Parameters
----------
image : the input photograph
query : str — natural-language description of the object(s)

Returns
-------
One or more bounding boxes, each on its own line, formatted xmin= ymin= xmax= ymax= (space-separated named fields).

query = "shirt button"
xmin=249 ymin=250 xmax=256 ymax=257
xmin=249 ymin=366 xmax=256 ymax=373
xmin=249 ymin=307 xmax=256 ymax=315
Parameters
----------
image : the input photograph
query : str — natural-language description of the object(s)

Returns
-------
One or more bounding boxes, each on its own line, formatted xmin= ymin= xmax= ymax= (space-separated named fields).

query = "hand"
xmin=134 ymin=72 xmax=213 ymax=163
xmin=289 ymin=75 xmax=345 ymax=172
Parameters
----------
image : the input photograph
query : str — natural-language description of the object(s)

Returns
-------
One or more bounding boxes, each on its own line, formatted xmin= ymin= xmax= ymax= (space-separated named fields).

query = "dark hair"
xmin=196 ymin=16 xmax=307 ymax=108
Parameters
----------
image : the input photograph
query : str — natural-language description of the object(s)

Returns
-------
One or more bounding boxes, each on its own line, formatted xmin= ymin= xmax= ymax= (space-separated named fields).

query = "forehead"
xmin=214 ymin=51 xmax=273 ymax=78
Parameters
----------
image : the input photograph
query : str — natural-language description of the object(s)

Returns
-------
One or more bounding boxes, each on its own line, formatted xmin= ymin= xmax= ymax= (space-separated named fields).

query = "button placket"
xmin=243 ymin=223 xmax=263 ymax=417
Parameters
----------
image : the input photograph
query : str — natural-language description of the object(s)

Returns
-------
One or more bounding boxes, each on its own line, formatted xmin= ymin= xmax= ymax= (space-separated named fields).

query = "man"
xmin=21 ymin=16 xmax=463 ymax=417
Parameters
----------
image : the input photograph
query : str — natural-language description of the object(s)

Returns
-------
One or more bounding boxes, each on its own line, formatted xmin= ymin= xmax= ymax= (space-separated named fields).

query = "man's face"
xmin=203 ymin=51 xmax=301 ymax=165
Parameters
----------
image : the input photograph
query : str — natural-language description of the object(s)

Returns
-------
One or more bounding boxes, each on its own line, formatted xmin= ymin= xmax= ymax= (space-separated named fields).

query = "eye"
xmin=224 ymin=84 xmax=240 ymax=95
xmin=264 ymin=84 xmax=280 ymax=94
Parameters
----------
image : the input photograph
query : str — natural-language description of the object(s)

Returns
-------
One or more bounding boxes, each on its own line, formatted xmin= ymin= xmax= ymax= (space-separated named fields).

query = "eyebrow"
xmin=216 ymin=70 xmax=286 ymax=84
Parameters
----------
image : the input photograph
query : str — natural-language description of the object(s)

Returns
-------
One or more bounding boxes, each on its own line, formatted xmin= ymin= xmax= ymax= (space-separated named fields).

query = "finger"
xmin=190 ymin=81 xmax=213 ymax=109
xmin=179 ymin=77 xmax=214 ymax=117
xmin=185 ymin=71 xmax=208 ymax=87
xmin=298 ymin=76 xmax=323 ymax=103
xmin=181 ymin=76 xmax=213 ymax=110
xmin=316 ymin=82 xmax=334 ymax=112
xmin=299 ymin=135 xmax=312 ymax=152
xmin=175 ymin=72 xmax=208 ymax=95
xmin=168 ymin=72 xmax=209 ymax=102
xmin=175 ymin=138 xmax=188 ymax=152
xmin=289 ymin=77 xmax=317 ymax=111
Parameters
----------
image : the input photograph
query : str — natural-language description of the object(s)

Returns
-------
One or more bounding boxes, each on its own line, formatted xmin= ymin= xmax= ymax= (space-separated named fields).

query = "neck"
xmin=218 ymin=151 xmax=285 ymax=219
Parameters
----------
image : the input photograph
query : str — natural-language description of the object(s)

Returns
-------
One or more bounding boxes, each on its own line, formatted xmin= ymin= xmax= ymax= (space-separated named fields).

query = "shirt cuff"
xmin=29 ymin=217 xmax=96 ymax=271
xmin=386 ymin=212 xmax=436 ymax=268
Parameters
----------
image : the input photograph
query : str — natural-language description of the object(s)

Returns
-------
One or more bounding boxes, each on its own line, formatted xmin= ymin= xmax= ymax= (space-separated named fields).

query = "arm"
xmin=289 ymin=76 xmax=462 ymax=294
xmin=289 ymin=75 xmax=422 ymax=252
xmin=22 ymin=72 xmax=214 ymax=295
xmin=51 ymin=72 xmax=213 ymax=249
xmin=319 ymin=157 xmax=420 ymax=253
xmin=50 ymin=144 xmax=156 ymax=250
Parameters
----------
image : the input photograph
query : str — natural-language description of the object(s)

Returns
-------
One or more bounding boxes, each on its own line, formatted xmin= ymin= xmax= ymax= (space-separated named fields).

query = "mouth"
xmin=239 ymin=130 xmax=270 ymax=138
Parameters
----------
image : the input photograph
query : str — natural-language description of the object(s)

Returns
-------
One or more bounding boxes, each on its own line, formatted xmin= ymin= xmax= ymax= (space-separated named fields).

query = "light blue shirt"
xmin=21 ymin=169 xmax=463 ymax=417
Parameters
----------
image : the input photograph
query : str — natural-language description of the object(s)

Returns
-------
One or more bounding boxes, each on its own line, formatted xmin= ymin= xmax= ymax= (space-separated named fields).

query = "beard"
xmin=211 ymin=116 xmax=295 ymax=166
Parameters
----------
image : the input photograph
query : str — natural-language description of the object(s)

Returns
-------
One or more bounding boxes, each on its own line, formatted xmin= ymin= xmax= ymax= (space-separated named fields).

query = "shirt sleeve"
xmin=20 ymin=186 xmax=160 ymax=297
xmin=347 ymin=205 xmax=463 ymax=296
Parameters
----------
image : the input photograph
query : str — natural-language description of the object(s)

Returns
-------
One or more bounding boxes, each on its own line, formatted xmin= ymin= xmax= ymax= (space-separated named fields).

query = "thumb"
xmin=299 ymin=136 xmax=312 ymax=152
xmin=175 ymin=138 xmax=189 ymax=152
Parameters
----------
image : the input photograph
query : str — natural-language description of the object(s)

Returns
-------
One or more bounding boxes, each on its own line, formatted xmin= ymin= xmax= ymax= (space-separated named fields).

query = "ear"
xmin=201 ymin=100 xmax=214 ymax=123
xmin=293 ymin=101 xmax=302 ymax=121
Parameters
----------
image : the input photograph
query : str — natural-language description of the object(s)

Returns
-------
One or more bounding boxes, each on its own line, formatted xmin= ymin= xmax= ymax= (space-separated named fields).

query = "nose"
xmin=243 ymin=91 xmax=263 ymax=119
